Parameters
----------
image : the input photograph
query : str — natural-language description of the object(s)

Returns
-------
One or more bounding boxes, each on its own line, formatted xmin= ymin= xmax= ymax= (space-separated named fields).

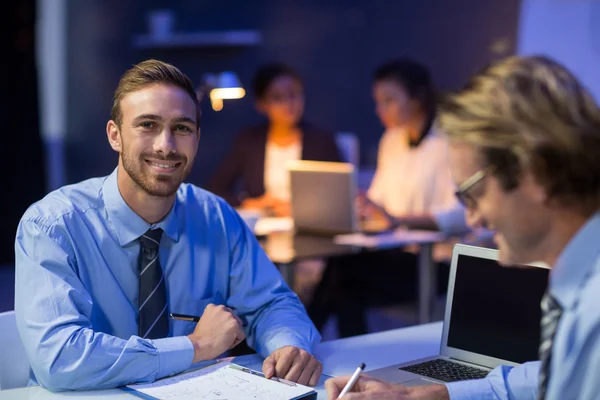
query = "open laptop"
xmin=288 ymin=160 xmax=389 ymax=236
xmin=368 ymin=244 xmax=549 ymax=386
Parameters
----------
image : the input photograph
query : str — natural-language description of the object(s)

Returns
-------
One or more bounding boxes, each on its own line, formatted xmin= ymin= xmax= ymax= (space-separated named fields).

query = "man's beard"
xmin=121 ymin=150 xmax=189 ymax=197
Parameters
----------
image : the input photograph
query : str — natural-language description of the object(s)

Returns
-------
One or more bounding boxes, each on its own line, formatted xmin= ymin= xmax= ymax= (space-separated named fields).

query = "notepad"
xmin=125 ymin=360 xmax=317 ymax=400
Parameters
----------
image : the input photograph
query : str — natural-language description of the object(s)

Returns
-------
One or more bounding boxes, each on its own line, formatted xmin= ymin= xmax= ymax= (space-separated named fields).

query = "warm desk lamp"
xmin=197 ymin=71 xmax=246 ymax=111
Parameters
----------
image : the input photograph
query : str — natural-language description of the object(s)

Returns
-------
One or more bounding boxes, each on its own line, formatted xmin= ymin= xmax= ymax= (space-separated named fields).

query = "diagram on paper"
xmin=126 ymin=361 xmax=312 ymax=400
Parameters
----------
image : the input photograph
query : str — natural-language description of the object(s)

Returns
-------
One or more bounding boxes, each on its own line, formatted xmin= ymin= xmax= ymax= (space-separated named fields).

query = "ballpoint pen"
xmin=169 ymin=313 xmax=200 ymax=322
xmin=229 ymin=364 xmax=297 ymax=387
xmin=338 ymin=363 xmax=365 ymax=398
xmin=170 ymin=312 xmax=247 ymax=327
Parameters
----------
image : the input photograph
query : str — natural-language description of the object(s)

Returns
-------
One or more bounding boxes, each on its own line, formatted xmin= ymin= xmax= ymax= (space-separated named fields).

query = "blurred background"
xmin=2 ymin=0 xmax=600 ymax=324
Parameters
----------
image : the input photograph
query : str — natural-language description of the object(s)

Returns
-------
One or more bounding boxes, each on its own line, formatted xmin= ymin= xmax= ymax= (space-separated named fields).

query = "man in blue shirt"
xmin=325 ymin=57 xmax=600 ymax=399
xmin=15 ymin=59 xmax=322 ymax=391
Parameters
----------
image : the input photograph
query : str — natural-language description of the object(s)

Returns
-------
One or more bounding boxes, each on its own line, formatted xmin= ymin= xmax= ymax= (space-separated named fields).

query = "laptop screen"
xmin=446 ymin=254 xmax=549 ymax=363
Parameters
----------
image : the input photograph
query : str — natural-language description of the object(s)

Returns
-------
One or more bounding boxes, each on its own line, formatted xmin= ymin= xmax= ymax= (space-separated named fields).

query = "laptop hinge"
xmin=446 ymin=356 xmax=489 ymax=370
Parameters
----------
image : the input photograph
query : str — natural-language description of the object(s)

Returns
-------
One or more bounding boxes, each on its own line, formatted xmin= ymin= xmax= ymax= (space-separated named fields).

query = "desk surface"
xmin=252 ymin=216 xmax=447 ymax=264
xmin=0 ymin=322 xmax=443 ymax=400
xmin=260 ymin=232 xmax=359 ymax=264
xmin=315 ymin=321 xmax=442 ymax=376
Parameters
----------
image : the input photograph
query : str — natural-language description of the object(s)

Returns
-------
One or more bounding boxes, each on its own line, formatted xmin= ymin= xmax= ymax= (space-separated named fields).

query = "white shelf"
xmin=132 ymin=30 xmax=262 ymax=49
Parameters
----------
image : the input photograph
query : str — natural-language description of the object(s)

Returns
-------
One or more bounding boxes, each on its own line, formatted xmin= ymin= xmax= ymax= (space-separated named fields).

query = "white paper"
xmin=126 ymin=361 xmax=313 ymax=400
xmin=254 ymin=217 xmax=294 ymax=236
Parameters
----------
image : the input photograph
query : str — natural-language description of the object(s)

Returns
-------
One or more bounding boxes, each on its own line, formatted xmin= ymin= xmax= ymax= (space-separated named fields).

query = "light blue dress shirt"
xmin=446 ymin=211 xmax=600 ymax=400
xmin=14 ymin=168 xmax=320 ymax=391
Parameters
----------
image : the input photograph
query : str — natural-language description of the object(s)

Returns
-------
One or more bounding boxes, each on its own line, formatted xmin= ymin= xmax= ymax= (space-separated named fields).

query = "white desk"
xmin=0 ymin=322 xmax=443 ymax=400
xmin=315 ymin=321 xmax=442 ymax=376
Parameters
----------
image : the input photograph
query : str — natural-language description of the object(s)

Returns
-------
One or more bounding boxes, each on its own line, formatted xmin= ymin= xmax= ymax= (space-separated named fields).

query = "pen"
xmin=169 ymin=312 xmax=247 ymax=327
xmin=338 ymin=363 xmax=365 ymax=398
xmin=169 ymin=313 xmax=200 ymax=322
xmin=229 ymin=364 xmax=296 ymax=387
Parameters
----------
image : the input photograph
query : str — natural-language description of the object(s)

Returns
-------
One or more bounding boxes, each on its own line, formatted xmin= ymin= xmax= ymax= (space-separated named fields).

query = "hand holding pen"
xmin=326 ymin=369 xmax=448 ymax=400
xmin=172 ymin=304 xmax=246 ymax=364
xmin=337 ymin=363 xmax=365 ymax=398
xmin=325 ymin=363 xmax=408 ymax=399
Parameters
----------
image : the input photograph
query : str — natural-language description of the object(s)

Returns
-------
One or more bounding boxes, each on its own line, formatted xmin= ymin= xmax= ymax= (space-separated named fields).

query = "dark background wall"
xmin=2 ymin=1 xmax=45 ymax=265
xmin=65 ymin=0 xmax=521 ymax=188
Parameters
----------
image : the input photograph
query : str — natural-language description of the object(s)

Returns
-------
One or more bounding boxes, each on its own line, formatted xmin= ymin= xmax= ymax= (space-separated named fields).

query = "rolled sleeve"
xmin=261 ymin=330 xmax=313 ymax=356
xmin=154 ymin=336 xmax=195 ymax=378
xmin=15 ymin=219 xmax=196 ymax=390
xmin=447 ymin=362 xmax=540 ymax=400
xmin=446 ymin=378 xmax=496 ymax=400
xmin=433 ymin=205 xmax=468 ymax=236
xmin=224 ymin=204 xmax=320 ymax=358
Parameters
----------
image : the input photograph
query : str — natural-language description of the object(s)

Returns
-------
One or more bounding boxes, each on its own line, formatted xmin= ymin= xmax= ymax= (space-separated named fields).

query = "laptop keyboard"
xmin=399 ymin=358 xmax=489 ymax=382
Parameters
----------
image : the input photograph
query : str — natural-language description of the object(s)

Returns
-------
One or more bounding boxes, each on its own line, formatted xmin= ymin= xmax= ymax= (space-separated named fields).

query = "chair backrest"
xmin=0 ymin=311 xmax=31 ymax=389
xmin=335 ymin=132 xmax=360 ymax=168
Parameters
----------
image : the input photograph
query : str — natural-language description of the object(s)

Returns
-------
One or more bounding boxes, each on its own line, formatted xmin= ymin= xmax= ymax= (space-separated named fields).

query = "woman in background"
xmin=308 ymin=58 xmax=459 ymax=338
xmin=361 ymin=58 xmax=457 ymax=229
xmin=209 ymin=62 xmax=341 ymax=217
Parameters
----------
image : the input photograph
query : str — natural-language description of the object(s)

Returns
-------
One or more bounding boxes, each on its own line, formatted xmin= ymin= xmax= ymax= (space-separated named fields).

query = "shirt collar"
xmin=409 ymin=112 xmax=435 ymax=148
xmin=385 ymin=125 xmax=437 ymax=149
xmin=550 ymin=211 xmax=600 ymax=309
xmin=102 ymin=167 xmax=181 ymax=246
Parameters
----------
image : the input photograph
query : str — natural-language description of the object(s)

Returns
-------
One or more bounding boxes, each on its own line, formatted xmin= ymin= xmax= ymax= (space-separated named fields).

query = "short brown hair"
xmin=111 ymin=59 xmax=200 ymax=128
xmin=438 ymin=55 xmax=600 ymax=215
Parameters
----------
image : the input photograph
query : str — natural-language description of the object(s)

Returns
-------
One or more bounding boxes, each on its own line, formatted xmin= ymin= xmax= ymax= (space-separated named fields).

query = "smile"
xmin=145 ymin=160 xmax=182 ymax=170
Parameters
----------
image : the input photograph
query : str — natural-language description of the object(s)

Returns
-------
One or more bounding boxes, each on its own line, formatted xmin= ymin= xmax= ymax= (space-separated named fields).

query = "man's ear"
xmin=106 ymin=120 xmax=122 ymax=152
xmin=521 ymin=170 xmax=548 ymax=205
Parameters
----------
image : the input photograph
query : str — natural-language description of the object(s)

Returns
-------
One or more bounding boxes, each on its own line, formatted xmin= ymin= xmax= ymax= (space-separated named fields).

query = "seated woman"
xmin=361 ymin=58 xmax=457 ymax=229
xmin=208 ymin=62 xmax=341 ymax=217
xmin=308 ymin=58 xmax=460 ymax=338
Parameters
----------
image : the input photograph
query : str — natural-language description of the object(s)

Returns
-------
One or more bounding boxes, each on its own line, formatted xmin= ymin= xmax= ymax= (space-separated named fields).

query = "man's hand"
xmin=187 ymin=304 xmax=245 ymax=363
xmin=326 ymin=374 xmax=402 ymax=399
xmin=262 ymin=346 xmax=322 ymax=386
xmin=325 ymin=374 xmax=449 ymax=399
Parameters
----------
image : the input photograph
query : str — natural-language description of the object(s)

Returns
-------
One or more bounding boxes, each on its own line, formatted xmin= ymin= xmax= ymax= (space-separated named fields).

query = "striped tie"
xmin=537 ymin=293 xmax=562 ymax=400
xmin=138 ymin=228 xmax=169 ymax=339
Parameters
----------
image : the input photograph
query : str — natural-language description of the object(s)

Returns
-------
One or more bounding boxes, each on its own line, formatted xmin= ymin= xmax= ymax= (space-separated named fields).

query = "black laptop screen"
xmin=446 ymin=254 xmax=549 ymax=363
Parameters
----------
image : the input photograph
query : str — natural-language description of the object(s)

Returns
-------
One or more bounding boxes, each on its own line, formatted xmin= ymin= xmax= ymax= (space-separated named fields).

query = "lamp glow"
xmin=210 ymin=87 xmax=246 ymax=100
xmin=211 ymin=98 xmax=223 ymax=112
xmin=199 ymin=71 xmax=245 ymax=111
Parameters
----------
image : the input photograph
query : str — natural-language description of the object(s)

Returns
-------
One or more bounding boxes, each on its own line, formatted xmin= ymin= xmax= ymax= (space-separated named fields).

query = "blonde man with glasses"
xmin=326 ymin=55 xmax=600 ymax=400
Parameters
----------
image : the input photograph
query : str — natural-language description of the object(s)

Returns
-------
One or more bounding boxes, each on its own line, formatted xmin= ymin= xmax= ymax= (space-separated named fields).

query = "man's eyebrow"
xmin=172 ymin=116 xmax=197 ymax=125
xmin=132 ymin=114 xmax=162 ymax=123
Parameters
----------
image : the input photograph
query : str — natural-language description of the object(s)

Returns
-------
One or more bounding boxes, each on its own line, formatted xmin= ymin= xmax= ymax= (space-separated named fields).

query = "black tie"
xmin=138 ymin=228 xmax=169 ymax=339
xmin=537 ymin=293 xmax=562 ymax=400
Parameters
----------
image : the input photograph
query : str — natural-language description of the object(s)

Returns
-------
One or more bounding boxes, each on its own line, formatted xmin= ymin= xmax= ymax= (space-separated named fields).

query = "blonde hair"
xmin=111 ymin=59 xmax=200 ymax=128
xmin=438 ymin=55 xmax=600 ymax=214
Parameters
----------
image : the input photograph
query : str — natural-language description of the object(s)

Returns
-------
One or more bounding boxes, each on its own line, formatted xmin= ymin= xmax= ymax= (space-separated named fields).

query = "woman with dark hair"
xmin=209 ymin=62 xmax=341 ymax=216
xmin=308 ymin=59 xmax=459 ymax=338
xmin=362 ymin=58 xmax=457 ymax=229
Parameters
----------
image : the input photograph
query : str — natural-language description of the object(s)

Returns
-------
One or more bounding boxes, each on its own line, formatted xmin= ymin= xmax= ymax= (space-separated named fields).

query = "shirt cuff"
xmin=433 ymin=207 xmax=467 ymax=236
xmin=153 ymin=336 xmax=195 ymax=379
xmin=263 ymin=333 xmax=313 ymax=356
xmin=446 ymin=378 xmax=495 ymax=400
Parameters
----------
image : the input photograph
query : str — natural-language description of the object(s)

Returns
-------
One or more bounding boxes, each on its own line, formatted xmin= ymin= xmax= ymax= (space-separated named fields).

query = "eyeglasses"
xmin=454 ymin=167 xmax=493 ymax=208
